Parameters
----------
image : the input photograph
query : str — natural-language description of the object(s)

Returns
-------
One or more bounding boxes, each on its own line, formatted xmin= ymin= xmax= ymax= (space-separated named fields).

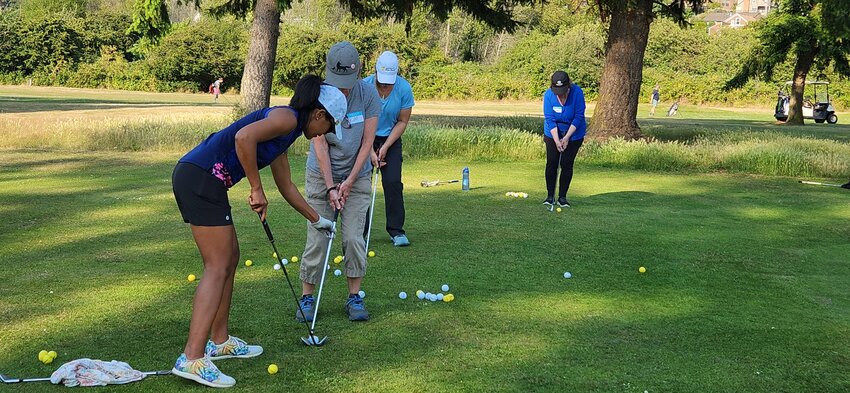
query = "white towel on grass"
xmin=50 ymin=358 xmax=146 ymax=387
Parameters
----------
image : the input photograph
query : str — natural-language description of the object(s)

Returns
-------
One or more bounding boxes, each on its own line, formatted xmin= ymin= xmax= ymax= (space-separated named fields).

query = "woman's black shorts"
xmin=172 ymin=162 xmax=233 ymax=226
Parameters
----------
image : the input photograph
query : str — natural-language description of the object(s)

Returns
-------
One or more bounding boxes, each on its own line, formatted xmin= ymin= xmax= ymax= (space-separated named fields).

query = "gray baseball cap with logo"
xmin=325 ymin=41 xmax=361 ymax=90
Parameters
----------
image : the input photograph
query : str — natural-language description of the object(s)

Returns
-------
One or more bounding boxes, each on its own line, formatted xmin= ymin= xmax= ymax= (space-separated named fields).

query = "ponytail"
xmin=290 ymin=75 xmax=325 ymax=128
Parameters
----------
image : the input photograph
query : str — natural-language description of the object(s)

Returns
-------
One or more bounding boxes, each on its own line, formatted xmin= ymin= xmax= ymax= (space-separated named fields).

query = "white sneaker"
xmin=172 ymin=354 xmax=235 ymax=388
xmin=205 ymin=335 xmax=263 ymax=360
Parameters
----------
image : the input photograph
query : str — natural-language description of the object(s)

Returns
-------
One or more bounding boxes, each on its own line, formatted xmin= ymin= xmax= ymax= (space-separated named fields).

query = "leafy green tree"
xmin=726 ymin=0 xmax=850 ymax=124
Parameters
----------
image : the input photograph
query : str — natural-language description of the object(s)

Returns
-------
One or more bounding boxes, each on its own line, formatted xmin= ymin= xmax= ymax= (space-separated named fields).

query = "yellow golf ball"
xmin=556 ymin=207 xmax=562 ymax=213
xmin=334 ymin=255 xmax=343 ymax=264
xmin=187 ymin=274 xmax=196 ymax=282
xmin=368 ymin=251 xmax=375 ymax=257
xmin=48 ymin=351 xmax=57 ymax=360
xmin=267 ymin=364 xmax=279 ymax=374
xmin=245 ymin=259 xmax=253 ymax=267
xmin=444 ymin=294 xmax=455 ymax=302
xmin=272 ymin=252 xmax=277 ymax=259
xmin=38 ymin=350 xmax=48 ymax=362
xmin=639 ymin=266 xmax=647 ymax=273
xmin=291 ymin=256 xmax=299 ymax=263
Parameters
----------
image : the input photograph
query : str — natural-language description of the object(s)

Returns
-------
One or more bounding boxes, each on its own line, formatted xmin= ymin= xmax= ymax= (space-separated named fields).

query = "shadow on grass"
xmin=641 ymin=117 xmax=850 ymax=143
xmin=0 ymin=96 xmax=217 ymax=114
xmin=1 ymin=154 xmax=849 ymax=392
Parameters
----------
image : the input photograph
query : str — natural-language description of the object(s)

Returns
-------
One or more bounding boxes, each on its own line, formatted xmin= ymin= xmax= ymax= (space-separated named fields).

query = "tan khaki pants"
xmin=299 ymin=170 xmax=371 ymax=283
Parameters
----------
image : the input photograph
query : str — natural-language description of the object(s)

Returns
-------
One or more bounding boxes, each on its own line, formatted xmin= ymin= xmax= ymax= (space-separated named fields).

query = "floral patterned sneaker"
xmin=172 ymin=354 xmax=235 ymax=388
xmin=205 ymin=336 xmax=263 ymax=360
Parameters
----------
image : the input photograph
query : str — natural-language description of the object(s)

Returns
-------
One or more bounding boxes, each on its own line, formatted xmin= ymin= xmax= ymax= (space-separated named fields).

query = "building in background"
xmin=718 ymin=0 xmax=777 ymax=15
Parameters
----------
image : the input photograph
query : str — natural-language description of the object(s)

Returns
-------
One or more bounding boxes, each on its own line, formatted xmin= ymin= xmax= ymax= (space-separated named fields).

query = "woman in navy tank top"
xmin=170 ymin=75 xmax=346 ymax=387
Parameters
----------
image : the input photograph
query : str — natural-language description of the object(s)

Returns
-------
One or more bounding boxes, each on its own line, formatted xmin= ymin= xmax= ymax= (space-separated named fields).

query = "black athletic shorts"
xmin=172 ymin=162 xmax=233 ymax=226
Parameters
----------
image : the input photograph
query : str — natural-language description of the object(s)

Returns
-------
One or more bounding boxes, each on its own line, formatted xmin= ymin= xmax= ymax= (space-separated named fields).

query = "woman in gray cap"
xmin=298 ymin=41 xmax=380 ymax=322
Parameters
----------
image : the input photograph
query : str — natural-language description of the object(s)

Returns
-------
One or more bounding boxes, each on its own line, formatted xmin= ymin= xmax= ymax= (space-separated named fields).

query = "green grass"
xmin=1 ymin=151 xmax=849 ymax=392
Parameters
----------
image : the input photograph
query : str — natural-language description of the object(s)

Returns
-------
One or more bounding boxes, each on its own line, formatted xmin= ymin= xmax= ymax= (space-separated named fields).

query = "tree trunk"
xmin=589 ymin=0 xmax=654 ymax=140
xmin=239 ymin=0 xmax=280 ymax=113
xmin=785 ymin=42 xmax=818 ymax=125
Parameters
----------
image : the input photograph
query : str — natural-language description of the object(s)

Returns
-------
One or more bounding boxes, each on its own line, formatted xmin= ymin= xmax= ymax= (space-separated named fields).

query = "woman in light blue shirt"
xmin=363 ymin=51 xmax=415 ymax=246
xmin=543 ymin=70 xmax=586 ymax=208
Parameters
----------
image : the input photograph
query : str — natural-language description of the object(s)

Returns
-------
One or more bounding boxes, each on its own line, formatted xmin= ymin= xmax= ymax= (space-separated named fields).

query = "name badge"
xmin=347 ymin=111 xmax=365 ymax=124
xmin=552 ymin=106 xmax=563 ymax=114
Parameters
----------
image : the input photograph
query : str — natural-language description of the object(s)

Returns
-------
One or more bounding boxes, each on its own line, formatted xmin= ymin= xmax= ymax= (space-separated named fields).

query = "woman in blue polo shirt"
xmin=363 ymin=51 xmax=415 ymax=247
xmin=543 ymin=70 xmax=586 ymax=208
xmin=170 ymin=75 xmax=344 ymax=388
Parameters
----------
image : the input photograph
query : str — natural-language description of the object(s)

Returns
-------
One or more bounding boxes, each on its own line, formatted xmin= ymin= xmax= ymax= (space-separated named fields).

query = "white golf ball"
xmin=399 ymin=292 xmax=407 ymax=299
xmin=441 ymin=284 xmax=449 ymax=292
xmin=436 ymin=293 xmax=444 ymax=301
xmin=417 ymin=291 xmax=425 ymax=300
xmin=334 ymin=269 xmax=342 ymax=276
xmin=273 ymin=264 xmax=281 ymax=270
xmin=564 ymin=272 xmax=572 ymax=279
xmin=281 ymin=258 xmax=289 ymax=265
xmin=308 ymin=335 xmax=321 ymax=345
xmin=358 ymin=290 xmax=366 ymax=298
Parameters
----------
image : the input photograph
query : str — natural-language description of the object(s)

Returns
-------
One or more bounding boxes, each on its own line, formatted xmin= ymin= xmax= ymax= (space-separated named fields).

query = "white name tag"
xmin=552 ymin=106 xmax=563 ymax=114
xmin=347 ymin=111 xmax=365 ymax=124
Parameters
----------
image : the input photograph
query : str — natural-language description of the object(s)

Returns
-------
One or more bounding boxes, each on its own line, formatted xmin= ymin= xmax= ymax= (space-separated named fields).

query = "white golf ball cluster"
xmin=505 ymin=192 xmax=529 ymax=198
xmin=406 ymin=284 xmax=455 ymax=302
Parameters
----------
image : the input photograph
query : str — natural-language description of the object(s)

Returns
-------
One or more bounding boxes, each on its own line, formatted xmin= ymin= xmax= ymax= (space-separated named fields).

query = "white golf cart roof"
xmin=784 ymin=81 xmax=829 ymax=85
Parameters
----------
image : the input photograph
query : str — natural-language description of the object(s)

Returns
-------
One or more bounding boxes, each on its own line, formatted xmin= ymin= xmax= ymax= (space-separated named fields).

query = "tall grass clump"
xmin=2 ymin=114 xmax=848 ymax=178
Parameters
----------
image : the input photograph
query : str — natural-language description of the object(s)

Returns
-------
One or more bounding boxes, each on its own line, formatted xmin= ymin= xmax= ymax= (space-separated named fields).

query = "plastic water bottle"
xmin=462 ymin=167 xmax=470 ymax=191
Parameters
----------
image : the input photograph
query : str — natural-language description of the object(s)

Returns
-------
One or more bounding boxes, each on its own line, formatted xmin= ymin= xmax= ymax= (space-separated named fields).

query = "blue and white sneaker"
xmin=172 ymin=354 xmax=235 ymax=388
xmin=391 ymin=234 xmax=410 ymax=247
xmin=205 ymin=336 xmax=263 ymax=360
xmin=295 ymin=294 xmax=316 ymax=323
xmin=344 ymin=294 xmax=369 ymax=321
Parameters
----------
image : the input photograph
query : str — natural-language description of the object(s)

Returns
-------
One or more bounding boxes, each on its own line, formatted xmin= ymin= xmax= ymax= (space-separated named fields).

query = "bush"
xmin=144 ymin=18 xmax=248 ymax=91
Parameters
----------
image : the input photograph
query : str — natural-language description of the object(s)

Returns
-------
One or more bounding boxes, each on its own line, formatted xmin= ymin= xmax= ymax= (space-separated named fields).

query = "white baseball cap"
xmin=318 ymin=84 xmax=347 ymax=139
xmin=375 ymin=51 xmax=399 ymax=84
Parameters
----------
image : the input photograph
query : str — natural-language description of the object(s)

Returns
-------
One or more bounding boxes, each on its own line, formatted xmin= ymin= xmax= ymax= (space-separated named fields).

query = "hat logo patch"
xmin=555 ymin=81 xmax=563 ymax=86
xmin=332 ymin=61 xmax=356 ymax=74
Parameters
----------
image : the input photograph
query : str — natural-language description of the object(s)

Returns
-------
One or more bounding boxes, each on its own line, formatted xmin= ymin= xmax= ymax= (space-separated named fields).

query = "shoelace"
xmin=348 ymin=297 xmax=365 ymax=310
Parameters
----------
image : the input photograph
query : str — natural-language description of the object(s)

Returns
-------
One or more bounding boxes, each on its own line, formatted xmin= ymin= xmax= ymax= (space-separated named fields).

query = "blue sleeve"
xmin=543 ymin=91 xmax=556 ymax=134
xmin=401 ymin=80 xmax=415 ymax=109
xmin=570 ymin=87 xmax=586 ymax=130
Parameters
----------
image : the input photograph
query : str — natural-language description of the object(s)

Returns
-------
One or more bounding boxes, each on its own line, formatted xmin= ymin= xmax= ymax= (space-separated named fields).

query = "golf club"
xmin=365 ymin=167 xmax=380 ymax=254
xmin=799 ymin=180 xmax=842 ymax=187
xmin=301 ymin=209 xmax=339 ymax=346
xmin=420 ymin=179 xmax=459 ymax=187
xmin=258 ymin=213 xmax=326 ymax=347
xmin=0 ymin=370 xmax=171 ymax=384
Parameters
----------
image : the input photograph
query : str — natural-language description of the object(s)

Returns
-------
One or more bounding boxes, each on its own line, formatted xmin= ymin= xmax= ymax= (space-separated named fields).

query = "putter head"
xmin=301 ymin=335 xmax=328 ymax=346
xmin=0 ymin=373 xmax=21 ymax=383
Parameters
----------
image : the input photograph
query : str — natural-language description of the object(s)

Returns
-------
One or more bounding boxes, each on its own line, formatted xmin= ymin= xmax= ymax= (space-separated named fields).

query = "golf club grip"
xmin=258 ymin=214 xmax=274 ymax=242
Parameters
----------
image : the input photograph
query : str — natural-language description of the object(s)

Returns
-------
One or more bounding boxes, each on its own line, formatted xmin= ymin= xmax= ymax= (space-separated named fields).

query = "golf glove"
xmin=310 ymin=216 xmax=335 ymax=235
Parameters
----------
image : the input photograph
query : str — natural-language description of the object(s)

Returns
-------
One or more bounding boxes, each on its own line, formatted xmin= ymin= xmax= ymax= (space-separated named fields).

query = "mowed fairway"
xmin=1 ymin=86 xmax=849 ymax=392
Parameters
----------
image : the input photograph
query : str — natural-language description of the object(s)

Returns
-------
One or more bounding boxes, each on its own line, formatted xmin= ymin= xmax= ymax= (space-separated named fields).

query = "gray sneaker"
xmin=344 ymin=294 xmax=369 ymax=321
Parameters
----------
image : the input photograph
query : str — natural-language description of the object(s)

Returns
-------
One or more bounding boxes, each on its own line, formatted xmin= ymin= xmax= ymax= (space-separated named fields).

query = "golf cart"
xmin=775 ymin=80 xmax=838 ymax=124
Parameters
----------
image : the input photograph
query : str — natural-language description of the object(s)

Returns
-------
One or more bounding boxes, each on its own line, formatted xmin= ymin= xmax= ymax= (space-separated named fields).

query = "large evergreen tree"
xmin=726 ymin=0 xmax=850 ymax=125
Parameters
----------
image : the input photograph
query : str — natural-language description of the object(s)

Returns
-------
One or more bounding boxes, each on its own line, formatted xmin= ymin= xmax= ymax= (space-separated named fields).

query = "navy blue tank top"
xmin=179 ymin=106 xmax=303 ymax=188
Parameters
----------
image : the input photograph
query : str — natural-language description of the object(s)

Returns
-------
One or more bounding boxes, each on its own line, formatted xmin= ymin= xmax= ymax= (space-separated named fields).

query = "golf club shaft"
xmin=365 ymin=168 xmax=379 ymax=253
xmin=258 ymin=214 xmax=318 ymax=341
xmin=310 ymin=209 xmax=339 ymax=332
xmin=0 ymin=370 xmax=171 ymax=384
xmin=799 ymin=180 xmax=841 ymax=187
